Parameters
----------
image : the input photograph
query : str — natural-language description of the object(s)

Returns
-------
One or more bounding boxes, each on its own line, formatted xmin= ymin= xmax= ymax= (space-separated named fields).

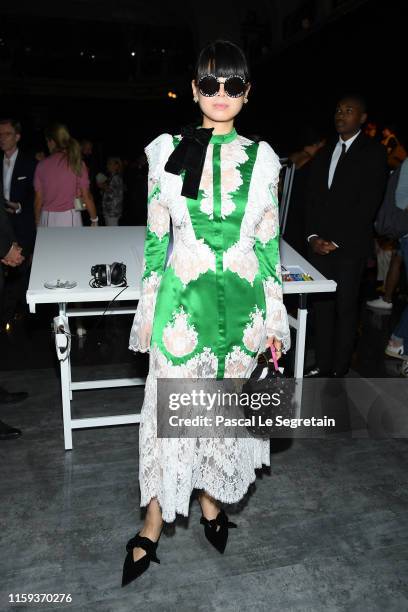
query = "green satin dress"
xmin=129 ymin=127 xmax=290 ymax=522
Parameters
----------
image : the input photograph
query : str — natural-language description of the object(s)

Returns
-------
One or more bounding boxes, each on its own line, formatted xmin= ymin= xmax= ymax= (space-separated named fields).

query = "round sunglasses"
xmin=197 ymin=74 xmax=248 ymax=98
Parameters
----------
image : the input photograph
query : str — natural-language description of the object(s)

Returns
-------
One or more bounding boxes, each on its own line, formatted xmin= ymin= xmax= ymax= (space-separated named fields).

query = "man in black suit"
xmin=0 ymin=198 xmax=28 ymax=440
xmin=304 ymin=94 xmax=388 ymax=377
xmin=0 ymin=118 xmax=37 ymax=326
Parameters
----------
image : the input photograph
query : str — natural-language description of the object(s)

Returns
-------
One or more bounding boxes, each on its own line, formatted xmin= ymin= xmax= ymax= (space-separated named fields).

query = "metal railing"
xmin=278 ymin=157 xmax=296 ymax=234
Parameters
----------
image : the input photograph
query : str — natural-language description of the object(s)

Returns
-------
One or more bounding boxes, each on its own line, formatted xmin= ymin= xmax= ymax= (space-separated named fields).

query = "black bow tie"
xmin=164 ymin=125 xmax=214 ymax=200
xmin=180 ymin=124 xmax=214 ymax=145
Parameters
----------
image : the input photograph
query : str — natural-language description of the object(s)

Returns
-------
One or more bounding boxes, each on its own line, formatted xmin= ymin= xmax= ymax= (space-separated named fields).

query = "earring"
xmin=193 ymin=97 xmax=198 ymax=103
xmin=244 ymin=98 xmax=248 ymax=104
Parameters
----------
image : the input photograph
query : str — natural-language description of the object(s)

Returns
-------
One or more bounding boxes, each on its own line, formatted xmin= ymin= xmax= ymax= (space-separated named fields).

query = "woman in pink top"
xmin=34 ymin=123 xmax=98 ymax=227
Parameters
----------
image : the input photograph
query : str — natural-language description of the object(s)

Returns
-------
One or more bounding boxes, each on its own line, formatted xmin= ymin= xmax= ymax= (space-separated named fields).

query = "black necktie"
xmin=330 ymin=142 xmax=347 ymax=187
xmin=338 ymin=142 xmax=347 ymax=163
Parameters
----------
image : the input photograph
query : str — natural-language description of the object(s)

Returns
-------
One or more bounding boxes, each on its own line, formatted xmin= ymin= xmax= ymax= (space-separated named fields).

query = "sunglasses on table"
xmin=197 ymin=74 xmax=248 ymax=98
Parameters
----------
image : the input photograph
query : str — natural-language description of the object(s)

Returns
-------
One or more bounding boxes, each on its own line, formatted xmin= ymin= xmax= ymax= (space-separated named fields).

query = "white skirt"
xmin=138 ymin=349 xmax=271 ymax=523
xmin=40 ymin=209 xmax=83 ymax=227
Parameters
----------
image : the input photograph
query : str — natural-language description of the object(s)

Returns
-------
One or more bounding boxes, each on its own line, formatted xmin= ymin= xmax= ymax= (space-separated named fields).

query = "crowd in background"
xmin=1 ymin=113 xmax=408 ymax=335
xmin=34 ymin=132 xmax=148 ymax=228
xmin=282 ymin=113 xmax=408 ymax=379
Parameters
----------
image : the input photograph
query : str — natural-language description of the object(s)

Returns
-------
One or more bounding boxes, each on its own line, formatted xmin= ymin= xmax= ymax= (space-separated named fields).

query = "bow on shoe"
xmin=125 ymin=533 xmax=161 ymax=564
xmin=200 ymin=508 xmax=237 ymax=529
xmin=164 ymin=124 xmax=214 ymax=200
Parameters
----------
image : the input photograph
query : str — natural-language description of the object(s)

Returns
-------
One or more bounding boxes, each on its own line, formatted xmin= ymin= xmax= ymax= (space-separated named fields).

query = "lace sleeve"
xmin=253 ymin=141 xmax=291 ymax=354
xmin=129 ymin=133 xmax=173 ymax=353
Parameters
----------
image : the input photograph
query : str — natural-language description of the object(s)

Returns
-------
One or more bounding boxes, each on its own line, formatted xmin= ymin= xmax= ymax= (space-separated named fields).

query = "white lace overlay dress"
xmin=129 ymin=129 xmax=290 ymax=522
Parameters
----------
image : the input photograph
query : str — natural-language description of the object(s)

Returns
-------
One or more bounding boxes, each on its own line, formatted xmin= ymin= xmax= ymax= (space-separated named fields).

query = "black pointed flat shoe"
xmin=200 ymin=508 xmax=237 ymax=554
xmin=121 ymin=531 xmax=161 ymax=587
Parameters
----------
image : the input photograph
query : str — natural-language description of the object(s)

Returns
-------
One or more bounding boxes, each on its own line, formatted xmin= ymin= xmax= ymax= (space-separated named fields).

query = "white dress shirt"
xmin=2 ymin=148 xmax=22 ymax=213
xmin=328 ymin=130 xmax=361 ymax=189
xmin=307 ymin=130 xmax=361 ymax=247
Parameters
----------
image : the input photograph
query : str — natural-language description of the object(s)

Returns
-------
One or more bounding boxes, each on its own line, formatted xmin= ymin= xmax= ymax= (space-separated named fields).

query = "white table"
xmin=27 ymin=227 xmax=336 ymax=449
xmin=27 ymin=227 xmax=145 ymax=450
xmin=279 ymin=240 xmax=337 ymax=379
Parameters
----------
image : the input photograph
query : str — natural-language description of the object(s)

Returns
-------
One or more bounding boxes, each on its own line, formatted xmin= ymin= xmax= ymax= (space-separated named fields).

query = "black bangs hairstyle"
xmin=195 ymin=40 xmax=250 ymax=83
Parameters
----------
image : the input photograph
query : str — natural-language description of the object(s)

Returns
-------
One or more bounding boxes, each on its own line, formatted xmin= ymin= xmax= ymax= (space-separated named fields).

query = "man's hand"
xmin=1 ymin=243 xmax=24 ymax=267
xmin=310 ymin=236 xmax=337 ymax=255
xmin=5 ymin=201 xmax=21 ymax=214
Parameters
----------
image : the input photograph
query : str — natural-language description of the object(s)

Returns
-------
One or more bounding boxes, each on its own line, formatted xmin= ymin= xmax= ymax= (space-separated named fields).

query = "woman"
xmin=124 ymin=40 xmax=291 ymax=586
xmin=100 ymin=156 xmax=124 ymax=226
xmin=34 ymin=124 xmax=98 ymax=336
xmin=34 ymin=123 xmax=98 ymax=227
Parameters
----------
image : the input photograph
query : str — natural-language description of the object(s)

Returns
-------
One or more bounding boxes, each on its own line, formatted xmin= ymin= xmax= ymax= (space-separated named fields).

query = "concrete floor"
xmin=1 ymin=294 xmax=408 ymax=611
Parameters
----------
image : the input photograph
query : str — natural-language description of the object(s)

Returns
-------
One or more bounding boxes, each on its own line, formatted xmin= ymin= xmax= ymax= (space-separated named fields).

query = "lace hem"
xmin=138 ymin=369 xmax=272 ymax=523
xmin=139 ymin=448 xmax=271 ymax=523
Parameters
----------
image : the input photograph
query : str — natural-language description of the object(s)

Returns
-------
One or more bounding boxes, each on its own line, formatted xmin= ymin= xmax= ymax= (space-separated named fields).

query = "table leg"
xmin=58 ymin=302 xmax=73 ymax=450
xmin=54 ymin=302 xmax=144 ymax=449
xmin=68 ymin=353 xmax=73 ymax=401
xmin=294 ymin=294 xmax=308 ymax=379
xmin=61 ymin=355 xmax=73 ymax=450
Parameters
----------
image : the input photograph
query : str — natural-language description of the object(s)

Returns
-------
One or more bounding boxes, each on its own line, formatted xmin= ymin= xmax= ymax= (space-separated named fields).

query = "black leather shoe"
xmin=0 ymin=387 xmax=28 ymax=404
xmin=0 ymin=420 xmax=22 ymax=440
xmin=304 ymin=366 xmax=333 ymax=378
xmin=200 ymin=508 xmax=237 ymax=554
xmin=121 ymin=531 xmax=161 ymax=587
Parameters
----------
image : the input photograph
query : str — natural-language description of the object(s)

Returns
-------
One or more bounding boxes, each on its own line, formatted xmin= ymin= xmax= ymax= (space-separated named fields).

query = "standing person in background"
xmin=382 ymin=158 xmax=408 ymax=360
xmin=100 ymin=157 xmax=124 ymax=226
xmin=304 ymin=94 xmax=388 ymax=377
xmin=34 ymin=124 xmax=98 ymax=337
xmin=364 ymin=121 xmax=379 ymax=140
xmin=81 ymin=138 xmax=100 ymax=222
xmin=122 ymin=153 xmax=148 ymax=225
xmin=381 ymin=123 xmax=407 ymax=170
xmin=0 ymin=118 xmax=37 ymax=329
xmin=0 ymin=202 xmax=27 ymax=440
xmin=368 ymin=123 xmax=407 ymax=305
xmin=34 ymin=124 xmax=98 ymax=228
xmin=366 ymin=244 xmax=402 ymax=311
xmin=35 ymin=150 xmax=46 ymax=162
xmin=80 ymin=139 xmax=96 ymax=178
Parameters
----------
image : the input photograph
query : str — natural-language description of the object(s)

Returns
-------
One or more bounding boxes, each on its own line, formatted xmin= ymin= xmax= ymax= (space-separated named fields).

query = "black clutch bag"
xmin=242 ymin=347 xmax=297 ymax=439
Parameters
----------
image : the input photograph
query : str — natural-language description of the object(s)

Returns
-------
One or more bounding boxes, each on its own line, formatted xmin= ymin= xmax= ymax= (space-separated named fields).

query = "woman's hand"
xmin=266 ymin=336 xmax=282 ymax=361
xmin=81 ymin=188 xmax=98 ymax=222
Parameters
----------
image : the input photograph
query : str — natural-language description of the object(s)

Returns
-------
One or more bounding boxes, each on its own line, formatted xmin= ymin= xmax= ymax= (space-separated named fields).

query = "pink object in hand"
xmin=270 ymin=345 xmax=279 ymax=371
